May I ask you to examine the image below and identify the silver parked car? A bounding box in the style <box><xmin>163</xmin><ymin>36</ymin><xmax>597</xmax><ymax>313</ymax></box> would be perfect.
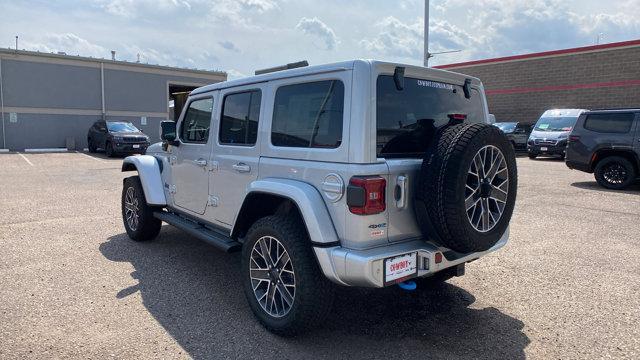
<box><xmin>120</xmin><ymin>60</ymin><xmax>518</xmax><ymax>335</ymax></box>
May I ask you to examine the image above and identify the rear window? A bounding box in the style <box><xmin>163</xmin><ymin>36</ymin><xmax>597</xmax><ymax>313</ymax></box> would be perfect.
<box><xmin>271</xmin><ymin>80</ymin><xmax>344</xmax><ymax>148</ymax></box>
<box><xmin>376</xmin><ymin>75</ymin><xmax>484</xmax><ymax>158</ymax></box>
<box><xmin>584</xmin><ymin>113</ymin><xmax>634</xmax><ymax>133</ymax></box>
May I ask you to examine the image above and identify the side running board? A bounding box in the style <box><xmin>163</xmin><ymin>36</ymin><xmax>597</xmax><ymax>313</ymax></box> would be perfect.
<box><xmin>153</xmin><ymin>211</ymin><xmax>241</xmax><ymax>253</ymax></box>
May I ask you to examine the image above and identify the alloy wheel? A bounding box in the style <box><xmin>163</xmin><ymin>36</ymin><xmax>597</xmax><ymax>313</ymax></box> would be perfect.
<box><xmin>603</xmin><ymin>163</ymin><xmax>628</xmax><ymax>185</ymax></box>
<box><xmin>124</xmin><ymin>187</ymin><xmax>139</xmax><ymax>231</ymax></box>
<box><xmin>249</xmin><ymin>236</ymin><xmax>296</xmax><ymax>318</ymax></box>
<box><xmin>465</xmin><ymin>145</ymin><xmax>509</xmax><ymax>232</ymax></box>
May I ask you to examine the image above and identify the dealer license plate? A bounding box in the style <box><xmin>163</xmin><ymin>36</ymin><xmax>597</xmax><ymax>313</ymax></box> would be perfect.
<box><xmin>384</xmin><ymin>252</ymin><xmax>417</xmax><ymax>284</ymax></box>
<box><xmin>132</xmin><ymin>144</ymin><xmax>140</xmax><ymax>149</ymax></box>
<box><xmin>540</xmin><ymin>147</ymin><xmax>548</xmax><ymax>151</ymax></box>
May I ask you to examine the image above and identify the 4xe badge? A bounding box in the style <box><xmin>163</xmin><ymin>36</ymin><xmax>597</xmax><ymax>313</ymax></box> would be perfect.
<box><xmin>369</xmin><ymin>223</ymin><xmax>387</xmax><ymax>237</ymax></box>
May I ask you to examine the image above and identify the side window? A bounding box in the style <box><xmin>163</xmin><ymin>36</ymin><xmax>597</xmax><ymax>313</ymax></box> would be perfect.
<box><xmin>584</xmin><ymin>113</ymin><xmax>634</xmax><ymax>133</ymax></box>
<box><xmin>272</xmin><ymin>80</ymin><xmax>344</xmax><ymax>148</ymax></box>
<box><xmin>219</xmin><ymin>90</ymin><xmax>262</xmax><ymax>146</ymax></box>
<box><xmin>180</xmin><ymin>98</ymin><xmax>213</xmax><ymax>143</ymax></box>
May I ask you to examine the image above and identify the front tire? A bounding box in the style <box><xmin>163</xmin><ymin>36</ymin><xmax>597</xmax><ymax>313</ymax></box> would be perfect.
<box><xmin>528</xmin><ymin>153</ymin><xmax>537</xmax><ymax>159</ymax></box>
<box><xmin>241</xmin><ymin>215</ymin><xmax>334</xmax><ymax>336</ymax></box>
<box><xmin>121</xmin><ymin>176</ymin><xmax>161</xmax><ymax>241</ymax></box>
<box><xmin>594</xmin><ymin>156</ymin><xmax>636</xmax><ymax>190</ymax></box>
<box><xmin>105</xmin><ymin>141</ymin><xmax>115</xmax><ymax>157</ymax></box>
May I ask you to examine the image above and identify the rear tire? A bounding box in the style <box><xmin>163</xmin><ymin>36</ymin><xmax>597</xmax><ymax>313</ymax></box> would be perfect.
<box><xmin>87</xmin><ymin>138</ymin><xmax>97</xmax><ymax>153</ymax></box>
<box><xmin>121</xmin><ymin>176</ymin><xmax>161</xmax><ymax>241</ymax></box>
<box><xmin>241</xmin><ymin>215</ymin><xmax>334</xmax><ymax>336</ymax></box>
<box><xmin>594</xmin><ymin>156</ymin><xmax>636</xmax><ymax>190</ymax></box>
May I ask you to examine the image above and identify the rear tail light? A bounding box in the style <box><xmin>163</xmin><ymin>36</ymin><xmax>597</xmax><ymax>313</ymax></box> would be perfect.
<box><xmin>448</xmin><ymin>113</ymin><xmax>467</xmax><ymax>123</ymax></box>
<box><xmin>347</xmin><ymin>176</ymin><xmax>386</xmax><ymax>215</ymax></box>
<box><xmin>568</xmin><ymin>135</ymin><xmax>581</xmax><ymax>142</ymax></box>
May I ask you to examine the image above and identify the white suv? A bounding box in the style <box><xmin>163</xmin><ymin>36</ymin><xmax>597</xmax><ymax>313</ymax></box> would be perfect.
<box><xmin>120</xmin><ymin>60</ymin><xmax>518</xmax><ymax>335</ymax></box>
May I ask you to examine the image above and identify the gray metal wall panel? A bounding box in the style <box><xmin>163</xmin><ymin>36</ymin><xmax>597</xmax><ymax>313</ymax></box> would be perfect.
<box><xmin>104</xmin><ymin>69</ymin><xmax>210</xmax><ymax>112</ymax></box>
<box><xmin>2</xmin><ymin>113</ymin><xmax>99</xmax><ymax>150</ymax></box>
<box><xmin>1</xmin><ymin>113</ymin><xmax>165</xmax><ymax>150</ymax></box>
<box><xmin>2</xmin><ymin>60</ymin><xmax>102</xmax><ymax>109</ymax></box>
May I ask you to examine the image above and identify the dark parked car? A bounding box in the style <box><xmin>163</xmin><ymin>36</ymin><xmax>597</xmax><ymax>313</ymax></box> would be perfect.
<box><xmin>566</xmin><ymin>109</ymin><xmax>640</xmax><ymax>190</ymax></box>
<box><xmin>87</xmin><ymin>121</ymin><xmax>150</xmax><ymax>157</ymax></box>
<box><xmin>494</xmin><ymin>122</ymin><xmax>532</xmax><ymax>150</ymax></box>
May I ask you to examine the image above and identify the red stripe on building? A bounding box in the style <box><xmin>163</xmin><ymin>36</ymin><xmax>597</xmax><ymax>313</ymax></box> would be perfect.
<box><xmin>486</xmin><ymin>79</ymin><xmax>640</xmax><ymax>95</ymax></box>
<box><xmin>435</xmin><ymin>39</ymin><xmax>640</xmax><ymax>69</ymax></box>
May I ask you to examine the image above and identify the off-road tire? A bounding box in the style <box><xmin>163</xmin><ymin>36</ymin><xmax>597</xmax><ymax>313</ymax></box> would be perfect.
<box><xmin>594</xmin><ymin>156</ymin><xmax>636</xmax><ymax>190</ymax></box>
<box><xmin>241</xmin><ymin>215</ymin><xmax>334</xmax><ymax>336</ymax></box>
<box><xmin>121</xmin><ymin>176</ymin><xmax>161</xmax><ymax>241</ymax></box>
<box><xmin>87</xmin><ymin>138</ymin><xmax>97</xmax><ymax>153</ymax></box>
<box><xmin>415</xmin><ymin>123</ymin><xmax>518</xmax><ymax>253</ymax></box>
<box><xmin>105</xmin><ymin>141</ymin><xmax>115</xmax><ymax>157</ymax></box>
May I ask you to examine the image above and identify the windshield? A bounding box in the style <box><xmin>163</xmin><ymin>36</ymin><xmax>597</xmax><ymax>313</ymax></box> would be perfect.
<box><xmin>376</xmin><ymin>75</ymin><xmax>484</xmax><ymax>158</ymax></box>
<box><xmin>494</xmin><ymin>122</ymin><xmax>517</xmax><ymax>133</ymax></box>
<box><xmin>107</xmin><ymin>122</ymin><xmax>139</xmax><ymax>133</ymax></box>
<box><xmin>534</xmin><ymin>117</ymin><xmax>577</xmax><ymax>132</ymax></box>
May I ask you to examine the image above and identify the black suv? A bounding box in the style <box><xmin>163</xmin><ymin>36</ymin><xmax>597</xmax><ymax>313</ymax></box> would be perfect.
<box><xmin>566</xmin><ymin>109</ymin><xmax>640</xmax><ymax>190</ymax></box>
<box><xmin>87</xmin><ymin>121</ymin><xmax>150</xmax><ymax>157</ymax></box>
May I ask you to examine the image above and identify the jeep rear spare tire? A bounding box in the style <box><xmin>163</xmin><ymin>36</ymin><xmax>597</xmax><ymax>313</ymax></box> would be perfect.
<box><xmin>415</xmin><ymin>123</ymin><xmax>517</xmax><ymax>253</ymax></box>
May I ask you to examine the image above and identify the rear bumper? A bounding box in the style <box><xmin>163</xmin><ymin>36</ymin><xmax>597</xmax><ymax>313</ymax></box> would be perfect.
<box><xmin>565</xmin><ymin>160</ymin><xmax>592</xmax><ymax>173</ymax></box>
<box><xmin>313</xmin><ymin>228</ymin><xmax>509</xmax><ymax>288</ymax></box>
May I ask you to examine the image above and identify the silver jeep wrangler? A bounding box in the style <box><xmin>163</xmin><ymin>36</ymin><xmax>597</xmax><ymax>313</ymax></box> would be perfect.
<box><xmin>121</xmin><ymin>60</ymin><xmax>517</xmax><ymax>335</ymax></box>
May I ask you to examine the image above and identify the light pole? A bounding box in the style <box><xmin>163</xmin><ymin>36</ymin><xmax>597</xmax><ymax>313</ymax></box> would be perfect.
<box><xmin>424</xmin><ymin>0</ymin><xmax>430</xmax><ymax>67</ymax></box>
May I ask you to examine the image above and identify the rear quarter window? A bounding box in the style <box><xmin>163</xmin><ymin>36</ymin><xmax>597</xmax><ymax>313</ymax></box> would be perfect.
<box><xmin>583</xmin><ymin>113</ymin><xmax>634</xmax><ymax>133</ymax></box>
<box><xmin>271</xmin><ymin>80</ymin><xmax>344</xmax><ymax>149</ymax></box>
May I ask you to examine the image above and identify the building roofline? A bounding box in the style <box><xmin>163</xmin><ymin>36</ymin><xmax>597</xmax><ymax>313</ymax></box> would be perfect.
<box><xmin>434</xmin><ymin>38</ymin><xmax>640</xmax><ymax>70</ymax></box>
<box><xmin>0</xmin><ymin>48</ymin><xmax>226</xmax><ymax>77</ymax></box>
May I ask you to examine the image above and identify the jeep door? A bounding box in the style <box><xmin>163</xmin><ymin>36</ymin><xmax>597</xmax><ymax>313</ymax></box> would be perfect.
<box><xmin>171</xmin><ymin>93</ymin><xmax>216</xmax><ymax>215</ymax></box>
<box><xmin>209</xmin><ymin>85</ymin><xmax>263</xmax><ymax>228</ymax></box>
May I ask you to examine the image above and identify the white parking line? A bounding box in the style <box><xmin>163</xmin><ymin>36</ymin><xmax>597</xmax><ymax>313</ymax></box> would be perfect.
<box><xmin>76</xmin><ymin>151</ymin><xmax>105</xmax><ymax>162</ymax></box>
<box><xmin>17</xmin><ymin>152</ymin><xmax>34</xmax><ymax>166</ymax></box>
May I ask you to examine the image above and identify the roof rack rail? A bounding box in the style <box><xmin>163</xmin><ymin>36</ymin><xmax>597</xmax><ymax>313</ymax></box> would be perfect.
<box><xmin>255</xmin><ymin>60</ymin><xmax>309</xmax><ymax>75</ymax></box>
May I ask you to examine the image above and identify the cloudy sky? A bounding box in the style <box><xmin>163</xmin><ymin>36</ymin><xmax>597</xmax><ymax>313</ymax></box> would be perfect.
<box><xmin>1</xmin><ymin>0</ymin><xmax>639</xmax><ymax>78</ymax></box>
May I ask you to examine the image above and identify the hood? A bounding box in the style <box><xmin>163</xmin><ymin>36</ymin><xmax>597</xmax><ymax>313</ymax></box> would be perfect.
<box><xmin>111</xmin><ymin>131</ymin><xmax>148</xmax><ymax>137</ymax></box>
<box><xmin>529</xmin><ymin>130</ymin><xmax>569</xmax><ymax>140</ymax></box>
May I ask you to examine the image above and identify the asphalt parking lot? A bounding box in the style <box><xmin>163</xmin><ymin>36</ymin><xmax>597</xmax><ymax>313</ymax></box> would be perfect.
<box><xmin>1</xmin><ymin>152</ymin><xmax>639</xmax><ymax>359</ymax></box>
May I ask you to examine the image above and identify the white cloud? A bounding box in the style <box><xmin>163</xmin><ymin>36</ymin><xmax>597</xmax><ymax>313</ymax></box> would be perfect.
<box><xmin>360</xmin><ymin>16</ymin><xmax>423</xmax><ymax>59</ymax></box>
<box><xmin>100</xmin><ymin>0</ymin><xmax>192</xmax><ymax>18</ymax></box>
<box><xmin>23</xmin><ymin>33</ymin><xmax>107</xmax><ymax>58</ymax></box>
<box><xmin>227</xmin><ymin>69</ymin><xmax>248</xmax><ymax>80</ymax></box>
<box><xmin>296</xmin><ymin>17</ymin><xmax>339</xmax><ymax>50</ymax></box>
<box><xmin>237</xmin><ymin>0</ymin><xmax>278</xmax><ymax>12</ymax></box>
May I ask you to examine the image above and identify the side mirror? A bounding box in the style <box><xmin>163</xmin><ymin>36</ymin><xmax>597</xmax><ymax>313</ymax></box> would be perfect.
<box><xmin>160</xmin><ymin>121</ymin><xmax>179</xmax><ymax>146</ymax></box>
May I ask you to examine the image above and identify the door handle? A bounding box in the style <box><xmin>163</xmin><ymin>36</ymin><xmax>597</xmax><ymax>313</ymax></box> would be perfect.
<box><xmin>395</xmin><ymin>175</ymin><xmax>407</xmax><ymax>209</ymax></box>
<box><xmin>194</xmin><ymin>158</ymin><xmax>207</xmax><ymax>167</ymax></box>
<box><xmin>232</xmin><ymin>163</ymin><xmax>251</xmax><ymax>173</ymax></box>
